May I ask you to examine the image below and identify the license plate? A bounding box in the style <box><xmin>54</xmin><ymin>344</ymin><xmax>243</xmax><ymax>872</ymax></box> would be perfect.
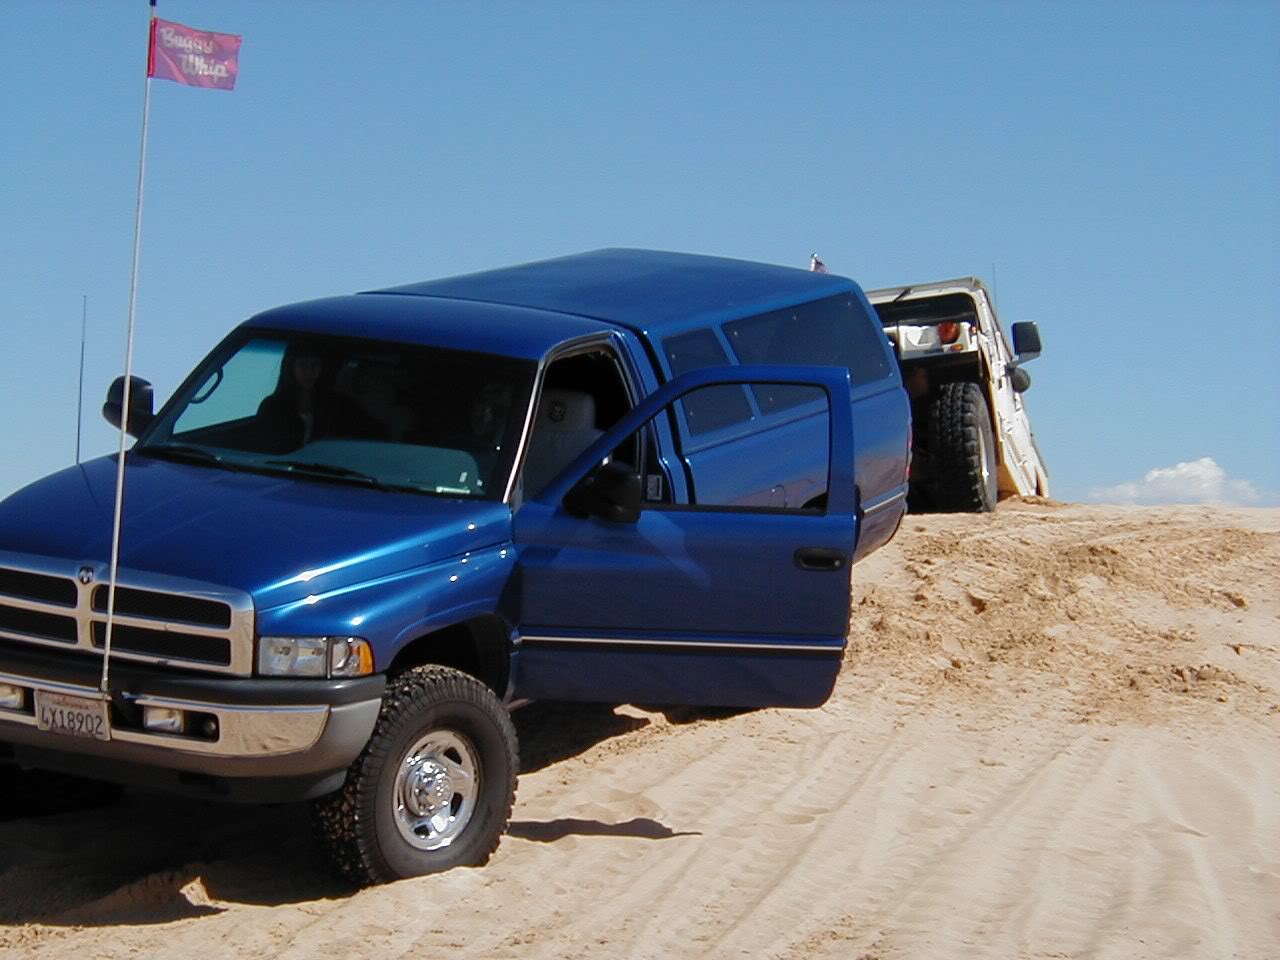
<box><xmin>34</xmin><ymin>691</ymin><xmax>111</xmax><ymax>741</ymax></box>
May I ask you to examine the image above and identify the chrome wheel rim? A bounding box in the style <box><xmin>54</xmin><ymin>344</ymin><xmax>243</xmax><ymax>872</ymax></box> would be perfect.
<box><xmin>393</xmin><ymin>729</ymin><xmax>480</xmax><ymax>851</ymax></box>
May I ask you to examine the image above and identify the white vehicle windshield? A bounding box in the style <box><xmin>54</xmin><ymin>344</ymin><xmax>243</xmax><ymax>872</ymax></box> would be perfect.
<box><xmin>139</xmin><ymin>331</ymin><xmax>536</xmax><ymax>500</ymax></box>
<box><xmin>872</xmin><ymin>293</ymin><xmax>979</xmax><ymax>329</ymax></box>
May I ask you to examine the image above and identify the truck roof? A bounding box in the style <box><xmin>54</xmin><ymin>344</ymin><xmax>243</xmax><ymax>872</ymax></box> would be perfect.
<box><xmin>245</xmin><ymin>249</ymin><xmax>855</xmax><ymax>360</ymax></box>
<box><xmin>864</xmin><ymin>277</ymin><xmax>992</xmax><ymax>303</ymax></box>
<box><xmin>243</xmin><ymin>292</ymin><xmax>616</xmax><ymax>360</ymax></box>
<box><xmin>373</xmin><ymin>248</ymin><xmax>855</xmax><ymax>337</ymax></box>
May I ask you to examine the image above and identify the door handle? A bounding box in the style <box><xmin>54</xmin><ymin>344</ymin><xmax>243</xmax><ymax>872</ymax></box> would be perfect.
<box><xmin>793</xmin><ymin>547</ymin><xmax>846</xmax><ymax>572</ymax></box>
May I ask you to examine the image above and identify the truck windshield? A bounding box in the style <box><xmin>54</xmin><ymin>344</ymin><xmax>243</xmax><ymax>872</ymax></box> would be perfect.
<box><xmin>138</xmin><ymin>331</ymin><xmax>536</xmax><ymax>500</ymax></box>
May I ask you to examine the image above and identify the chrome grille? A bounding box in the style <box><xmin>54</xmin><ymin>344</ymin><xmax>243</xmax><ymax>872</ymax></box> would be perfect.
<box><xmin>0</xmin><ymin>568</ymin><xmax>77</xmax><ymax>607</ymax></box>
<box><xmin>0</xmin><ymin>606</ymin><xmax>77</xmax><ymax>643</ymax></box>
<box><xmin>90</xmin><ymin>621</ymin><xmax>232</xmax><ymax>666</ymax></box>
<box><xmin>0</xmin><ymin>551</ymin><xmax>254</xmax><ymax>676</ymax></box>
<box><xmin>91</xmin><ymin>585</ymin><xmax>232</xmax><ymax>629</ymax></box>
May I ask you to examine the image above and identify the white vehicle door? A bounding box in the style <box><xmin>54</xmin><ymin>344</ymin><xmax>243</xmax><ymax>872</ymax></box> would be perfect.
<box><xmin>977</xmin><ymin>291</ymin><xmax>1036</xmax><ymax>495</ymax></box>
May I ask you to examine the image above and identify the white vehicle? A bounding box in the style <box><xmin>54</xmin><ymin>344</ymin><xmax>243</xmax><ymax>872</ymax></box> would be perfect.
<box><xmin>866</xmin><ymin>277</ymin><xmax>1048</xmax><ymax>512</ymax></box>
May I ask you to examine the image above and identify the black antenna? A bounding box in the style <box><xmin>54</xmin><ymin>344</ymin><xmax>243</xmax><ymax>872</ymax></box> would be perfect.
<box><xmin>75</xmin><ymin>295</ymin><xmax>87</xmax><ymax>464</ymax></box>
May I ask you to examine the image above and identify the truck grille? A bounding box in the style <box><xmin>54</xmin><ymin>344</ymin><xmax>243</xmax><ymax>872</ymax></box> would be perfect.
<box><xmin>0</xmin><ymin>554</ymin><xmax>254</xmax><ymax>676</ymax></box>
<box><xmin>91</xmin><ymin>585</ymin><xmax>232</xmax><ymax>629</ymax></box>
<box><xmin>90</xmin><ymin>622</ymin><xmax>232</xmax><ymax>667</ymax></box>
<box><xmin>0</xmin><ymin>606</ymin><xmax>78</xmax><ymax>643</ymax></box>
<box><xmin>0</xmin><ymin>568</ymin><xmax>78</xmax><ymax>607</ymax></box>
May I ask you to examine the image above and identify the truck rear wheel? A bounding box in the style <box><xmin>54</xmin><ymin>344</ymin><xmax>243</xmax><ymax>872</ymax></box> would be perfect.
<box><xmin>311</xmin><ymin>665</ymin><xmax>518</xmax><ymax>886</ymax></box>
<box><xmin>928</xmin><ymin>381</ymin><xmax>997</xmax><ymax>512</ymax></box>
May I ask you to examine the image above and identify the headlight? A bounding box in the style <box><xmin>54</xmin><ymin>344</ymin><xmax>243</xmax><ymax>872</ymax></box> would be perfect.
<box><xmin>258</xmin><ymin>636</ymin><xmax>374</xmax><ymax>678</ymax></box>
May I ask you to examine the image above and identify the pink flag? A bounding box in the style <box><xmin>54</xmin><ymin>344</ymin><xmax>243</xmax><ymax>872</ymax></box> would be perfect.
<box><xmin>148</xmin><ymin>17</ymin><xmax>241</xmax><ymax>91</ymax></box>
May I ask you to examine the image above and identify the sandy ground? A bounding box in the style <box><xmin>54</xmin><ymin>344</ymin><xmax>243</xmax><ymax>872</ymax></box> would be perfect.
<box><xmin>1</xmin><ymin>501</ymin><xmax>1277</xmax><ymax>959</ymax></box>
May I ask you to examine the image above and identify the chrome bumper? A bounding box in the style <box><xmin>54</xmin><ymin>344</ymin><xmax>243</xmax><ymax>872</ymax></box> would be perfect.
<box><xmin>0</xmin><ymin>668</ymin><xmax>350</xmax><ymax>758</ymax></box>
<box><xmin>0</xmin><ymin>644</ymin><xmax>385</xmax><ymax>802</ymax></box>
<box><xmin>0</xmin><ymin>670</ymin><xmax>381</xmax><ymax>768</ymax></box>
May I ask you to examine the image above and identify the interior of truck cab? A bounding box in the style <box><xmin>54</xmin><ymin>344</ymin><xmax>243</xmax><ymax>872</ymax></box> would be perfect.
<box><xmin>520</xmin><ymin>348</ymin><xmax>639</xmax><ymax>499</ymax></box>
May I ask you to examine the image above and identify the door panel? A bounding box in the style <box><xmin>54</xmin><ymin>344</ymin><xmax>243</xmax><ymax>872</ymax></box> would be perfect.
<box><xmin>978</xmin><ymin>305</ymin><xmax>1035</xmax><ymax>494</ymax></box>
<box><xmin>510</xmin><ymin>365</ymin><xmax>858</xmax><ymax>708</ymax></box>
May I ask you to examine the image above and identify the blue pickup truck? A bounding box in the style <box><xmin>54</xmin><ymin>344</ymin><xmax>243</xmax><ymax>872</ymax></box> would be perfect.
<box><xmin>0</xmin><ymin>249</ymin><xmax>909</xmax><ymax>884</ymax></box>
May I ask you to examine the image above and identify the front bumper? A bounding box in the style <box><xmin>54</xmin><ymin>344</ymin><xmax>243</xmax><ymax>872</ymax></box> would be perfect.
<box><xmin>0</xmin><ymin>641</ymin><xmax>384</xmax><ymax>802</ymax></box>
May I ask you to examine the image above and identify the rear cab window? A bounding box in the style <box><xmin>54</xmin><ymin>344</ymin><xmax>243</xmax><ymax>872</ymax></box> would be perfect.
<box><xmin>654</xmin><ymin>291</ymin><xmax>894</xmax><ymax>512</ymax></box>
<box><xmin>724</xmin><ymin>293</ymin><xmax>893</xmax><ymax>406</ymax></box>
<box><xmin>658</xmin><ymin>293</ymin><xmax>895</xmax><ymax>440</ymax></box>
<box><xmin>661</xmin><ymin>329</ymin><xmax>753</xmax><ymax>436</ymax></box>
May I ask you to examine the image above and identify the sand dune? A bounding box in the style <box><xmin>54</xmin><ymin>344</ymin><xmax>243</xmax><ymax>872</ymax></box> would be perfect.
<box><xmin>1</xmin><ymin>501</ymin><xmax>1277</xmax><ymax>959</ymax></box>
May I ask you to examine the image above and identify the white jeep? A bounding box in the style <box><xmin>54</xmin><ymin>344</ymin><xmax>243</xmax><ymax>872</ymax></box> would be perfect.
<box><xmin>866</xmin><ymin>277</ymin><xmax>1048</xmax><ymax>512</ymax></box>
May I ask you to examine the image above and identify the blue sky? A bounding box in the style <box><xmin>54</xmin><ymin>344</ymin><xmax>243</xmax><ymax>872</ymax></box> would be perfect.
<box><xmin>2</xmin><ymin>1</ymin><xmax>1277</xmax><ymax>505</ymax></box>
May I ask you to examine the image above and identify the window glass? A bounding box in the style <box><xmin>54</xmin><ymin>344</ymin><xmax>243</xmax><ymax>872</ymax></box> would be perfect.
<box><xmin>521</xmin><ymin>349</ymin><xmax>635</xmax><ymax>499</ymax></box>
<box><xmin>871</xmin><ymin>292</ymin><xmax>977</xmax><ymax>328</ymax></box>
<box><xmin>172</xmin><ymin>339</ymin><xmax>286</xmax><ymax>433</ymax></box>
<box><xmin>723</xmin><ymin>294</ymin><xmax>891</xmax><ymax>412</ymax></box>
<box><xmin>653</xmin><ymin>382</ymin><xmax>830</xmax><ymax>511</ymax></box>
<box><xmin>662</xmin><ymin>329</ymin><xmax>752</xmax><ymax>435</ymax></box>
<box><xmin>141</xmin><ymin>331</ymin><xmax>535</xmax><ymax>500</ymax></box>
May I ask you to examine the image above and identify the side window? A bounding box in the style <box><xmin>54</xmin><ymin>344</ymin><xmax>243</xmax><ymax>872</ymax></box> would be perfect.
<box><xmin>652</xmin><ymin>381</ymin><xmax>831</xmax><ymax>512</ymax></box>
<box><xmin>171</xmin><ymin>339</ymin><xmax>286</xmax><ymax>435</ymax></box>
<box><xmin>522</xmin><ymin>348</ymin><xmax>635</xmax><ymax>498</ymax></box>
<box><xmin>723</xmin><ymin>294</ymin><xmax>891</xmax><ymax>413</ymax></box>
<box><xmin>662</xmin><ymin>329</ymin><xmax>752</xmax><ymax>435</ymax></box>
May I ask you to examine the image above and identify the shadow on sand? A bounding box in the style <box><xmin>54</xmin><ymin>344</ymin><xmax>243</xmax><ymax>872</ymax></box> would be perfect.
<box><xmin>0</xmin><ymin>701</ymin><xmax>705</xmax><ymax>926</ymax></box>
<box><xmin>509</xmin><ymin>817</ymin><xmax>700</xmax><ymax>842</ymax></box>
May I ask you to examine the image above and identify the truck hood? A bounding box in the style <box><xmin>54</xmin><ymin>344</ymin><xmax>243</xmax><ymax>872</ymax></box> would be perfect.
<box><xmin>0</xmin><ymin>455</ymin><xmax>514</xmax><ymax>610</ymax></box>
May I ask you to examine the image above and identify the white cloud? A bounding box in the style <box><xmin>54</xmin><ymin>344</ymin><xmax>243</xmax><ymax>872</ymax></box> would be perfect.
<box><xmin>1089</xmin><ymin>457</ymin><xmax>1263</xmax><ymax>506</ymax></box>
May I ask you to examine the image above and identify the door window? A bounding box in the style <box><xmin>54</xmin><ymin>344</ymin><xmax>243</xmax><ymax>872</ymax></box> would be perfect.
<box><xmin>521</xmin><ymin>347</ymin><xmax>637</xmax><ymax>498</ymax></box>
<box><xmin>663</xmin><ymin>383</ymin><xmax>829</xmax><ymax>510</ymax></box>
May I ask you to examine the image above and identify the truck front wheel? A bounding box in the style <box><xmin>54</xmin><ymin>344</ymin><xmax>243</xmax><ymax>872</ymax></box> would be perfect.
<box><xmin>928</xmin><ymin>381</ymin><xmax>997</xmax><ymax>512</ymax></box>
<box><xmin>312</xmin><ymin>665</ymin><xmax>518</xmax><ymax>885</ymax></box>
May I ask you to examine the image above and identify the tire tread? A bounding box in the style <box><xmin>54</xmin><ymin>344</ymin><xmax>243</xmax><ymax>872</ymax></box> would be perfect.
<box><xmin>927</xmin><ymin>381</ymin><xmax>997</xmax><ymax>512</ymax></box>
<box><xmin>312</xmin><ymin>665</ymin><xmax>517</xmax><ymax>886</ymax></box>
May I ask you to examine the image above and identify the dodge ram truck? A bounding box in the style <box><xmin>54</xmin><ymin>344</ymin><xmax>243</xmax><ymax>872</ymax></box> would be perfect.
<box><xmin>0</xmin><ymin>249</ymin><xmax>910</xmax><ymax>884</ymax></box>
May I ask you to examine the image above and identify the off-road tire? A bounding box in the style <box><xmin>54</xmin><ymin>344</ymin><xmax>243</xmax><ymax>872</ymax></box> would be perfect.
<box><xmin>311</xmin><ymin>665</ymin><xmax>518</xmax><ymax>886</ymax></box>
<box><xmin>927</xmin><ymin>381</ymin><xmax>997</xmax><ymax>512</ymax></box>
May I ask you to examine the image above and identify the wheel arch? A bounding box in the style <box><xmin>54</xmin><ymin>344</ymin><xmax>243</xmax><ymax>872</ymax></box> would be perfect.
<box><xmin>385</xmin><ymin>614</ymin><xmax>514</xmax><ymax>697</ymax></box>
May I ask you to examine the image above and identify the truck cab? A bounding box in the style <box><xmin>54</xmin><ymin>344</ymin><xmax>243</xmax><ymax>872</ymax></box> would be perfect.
<box><xmin>0</xmin><ymin>249</ymin><xmax>909</xmax><ymax>884</ymax></box>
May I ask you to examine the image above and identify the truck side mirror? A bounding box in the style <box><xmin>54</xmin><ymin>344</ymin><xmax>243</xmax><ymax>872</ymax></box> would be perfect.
<box><xmin>564</xmin><ymin>460</ymin><xmax>642</xmax><ymax>524</ymax></box>
<box><xmin>1009</xmin><ymin>366</ymin><xmax>1032</xmax><ymax>393</ymax></box>
<box><xmin>1011</xmin><ymin>322</ymin><xmax>1042</xmax><ymax>362</ymax></box>
<box><xmin>103</xmin><ymin>375</ymin><xmax>155</xmax><ymax>438</ymax></box>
